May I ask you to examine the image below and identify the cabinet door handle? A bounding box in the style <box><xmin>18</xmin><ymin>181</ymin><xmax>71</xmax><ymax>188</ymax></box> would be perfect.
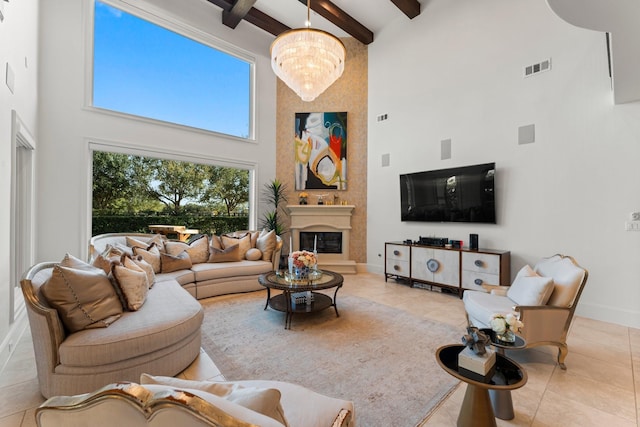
<box><xmin>393</xmin><ymin>265</ymin><xmax>400</xmax><ymax>271</ymax></box>
<box><xmin>474</xmin><ymin>278</ymin><xmax>483</xmax><ymax>285</ymax></box>
<box><xmin>393</xmin><ymin>250</ymin><xmax>400</xmax><ymax>256</ymax></box>
<box><xmin>427</xmin><ymin>259</ymin><xmax>440</xmax><ymax>272</ymax></box>
<box><xmin>474</xmin><ymin>260</ymin><xmax>484</xmax><ymax>267</ymax></box>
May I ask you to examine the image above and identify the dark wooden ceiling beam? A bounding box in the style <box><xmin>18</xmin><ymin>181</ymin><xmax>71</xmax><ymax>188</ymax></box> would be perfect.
<box><xmin>298</xmin><ymin>0</ymin><xmax>374</xmax><ymax>45</ymax></box>
<box><xmin>222</xmin><ymin>0</ymin><xmax>257</xmax><ymax>29</ymax></box>
<box><xmin>390</xmin><ymin>0</ymin><xmax>421</xmax><ymax>19</ymax></box>
<box><xmin>206</xmin><ymin>0</ymin><xmax>290</xmax><ymax>36</ymax></box>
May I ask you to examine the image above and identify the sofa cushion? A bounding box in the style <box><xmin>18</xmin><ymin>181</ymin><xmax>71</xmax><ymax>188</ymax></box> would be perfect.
<box><xmin>127</xmin><ymin>234</ymin><xmax>165</xmax><ymax>252</ymax></box>
<box><xmin>155</xmin><ymin>269</ymin><xmax>195</xmax><ymax>286</ymax></box>
<box><xmin>507</xmin><ymin>265</ymin><xmax>555</xmax><ymax>306</ymax></box>
<box><xmin>462</xmin><ymin>290</ymin><xmax>516</xmax><ymax>329</ymax></box>
<box><xmin>245</xmin><ymin>248</ymin><xmax>263</xmax><ymax>261</ymax></box>
<box><xmin>131</xmin><ymin>256</ymin><xmax>155</xmax><ymax>288</ymax></box>
<box><xmin>256</xmin><ymin>229</ymin><xmax>277</xmax><ymax>261</ymax></box>
<box><xmin>208</xmin><ymin>242</ymin><xmax>240</xmax><ymax>263</ymax></box>
<box><xmin>141</xmin><ymin>384</ymin><xmax>285</xmax><ymax>427</ymax></box>
<box><xmin>41</xmin><ymin>261</ymin><xmax>123</xmax><ymax>333</ymax></box>
<box><xmin>140</xmin><ymin>374</ymin><xmax>288</xmax><ymax>426</ymax></box>
<box><xmin>58</xmin><ymin>280</ymin><xmax>202</xmax><ymax>367</ymax></box>
<box><xmin>165</xmin><ymin>235</ymin><xmax>209</xmax><ymax>264</ymax></box>
<box><xmin>534</xmin><ymin>255</ymin><xmax>586</xmax><ymax>308</ymax></box>
<box><xmin>161</xmin><ymin>251</ymin><xmax>193</xmax><ymax>273</ymax></box>
<box><xmin>112</xmin><ymin>258</ymin><xmax>149</xmax><ymax>311</ymax></box>
<box><xmin>221</xmin><ymin>234</ymin><xmax>252</xmax><ymax>260</ymax></box>
<box><xmin>133</xmin><ymin>245</ymin><xmax>161</xmax><ymax>273</ymax></box>
<box><xmin>191</xmin><ymin>260</ymin><xmax>272</xmax><ymax>282</ymax></box>
<box><xmin>235</xmin><ymin>380</ymin><xmax>354</xmax><ymax>427</ymax></box>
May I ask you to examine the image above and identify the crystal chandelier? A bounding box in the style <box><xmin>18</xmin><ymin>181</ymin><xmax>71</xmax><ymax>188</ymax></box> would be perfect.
<box><xmin>270</xmin><ymin>0</ymin><xmax>346</xmax><ymax>102</ymax></box>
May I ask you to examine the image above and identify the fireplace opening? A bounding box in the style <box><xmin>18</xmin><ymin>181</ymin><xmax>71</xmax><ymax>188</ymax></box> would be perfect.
<box><xmin>300</xmin><ymin>232</ymin><xmax>342</xmax><ymax>254</ymax></box>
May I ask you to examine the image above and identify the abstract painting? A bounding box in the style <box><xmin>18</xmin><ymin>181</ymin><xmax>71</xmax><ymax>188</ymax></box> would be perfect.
<box><xmin>294</xmin><ymin>112</ymin><xmax>347</xmax><ymax>190</ymax></box>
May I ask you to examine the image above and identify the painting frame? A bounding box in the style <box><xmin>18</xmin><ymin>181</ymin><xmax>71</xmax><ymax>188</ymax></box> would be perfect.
<box><xmin>294</xmin><ymin>112</ymin><xmax>347</xmax><ymax>191</ymax></box>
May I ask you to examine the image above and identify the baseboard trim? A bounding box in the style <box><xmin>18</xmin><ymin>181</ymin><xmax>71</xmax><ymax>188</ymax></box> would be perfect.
<box><xmin>0</xmin><ymin>309</ymin><xmax>28</xmax><ymax>376</ymax></box>
<box><xmin>575</xmin><ymin>302</ymin><xmax>640</xmax><ymax>329</ymax></box>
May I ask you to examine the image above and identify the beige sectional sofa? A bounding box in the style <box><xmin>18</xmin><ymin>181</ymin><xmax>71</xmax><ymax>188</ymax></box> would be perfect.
<box><xmin>89</xmin><ymin>232</ymin><xmax>283</xmax><ymax>299</ymax></box>
<box><xmin>21</xmin><ymin>231</ymin><xmax>282</xmax><ymax>398</ymax></box>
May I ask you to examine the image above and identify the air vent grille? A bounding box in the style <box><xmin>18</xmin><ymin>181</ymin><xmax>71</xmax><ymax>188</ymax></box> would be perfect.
<box><xmin>524</xmin><ymin>59</ymin><xmax>551</xmax><ymax>77</ymax></box>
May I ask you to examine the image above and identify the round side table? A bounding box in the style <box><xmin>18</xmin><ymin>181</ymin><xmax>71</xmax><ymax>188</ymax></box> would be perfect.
<box><xmin>436</xmin><ymin>344</ymin><xmax>527</xmax><ymax>427</ymax></box>
<box><xmin>480</xmin><ymin>329</ymin><xmax>527</xmax><ymax>420</ymax></box>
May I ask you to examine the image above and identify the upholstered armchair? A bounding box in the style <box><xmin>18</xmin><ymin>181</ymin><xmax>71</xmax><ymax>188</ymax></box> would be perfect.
<box><xmin>463</xmin><ymin>254</ymin><xmax>588</xmax><ymax>369</ymax></box>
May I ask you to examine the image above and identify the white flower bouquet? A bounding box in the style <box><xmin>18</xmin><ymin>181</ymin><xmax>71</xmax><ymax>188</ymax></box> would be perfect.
<box><xmin>490</xmin><ymin>312</ymin><xmax>524</xmax><ymax>335</ymax></box>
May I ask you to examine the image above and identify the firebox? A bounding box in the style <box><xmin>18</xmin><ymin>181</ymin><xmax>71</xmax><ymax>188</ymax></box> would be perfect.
<box><xmin>300</xmin><ymin>232</ymin><xmax>342</xmax><ymax>254</ymax></box>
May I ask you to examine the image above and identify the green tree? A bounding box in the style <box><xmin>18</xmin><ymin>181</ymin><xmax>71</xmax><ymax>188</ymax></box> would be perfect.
<box><xmin>148</xmin><ymin>159</ymin><xmax>208</xmax><ymax>215</ymax></box>
<box><xmin>202</xmin><ymin>166</ymin><xmax>249</xmax><ymax>216</ymax></box>
<box><xmin>92</xmin><ymin>151</ymin><xmax>133</xmax><ymax>211</ymax></box>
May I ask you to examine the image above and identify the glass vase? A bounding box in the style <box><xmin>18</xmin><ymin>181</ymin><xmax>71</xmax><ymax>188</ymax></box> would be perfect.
<box><xmin>496</xmin><ymin>329</ymin><xmax>516</xmax><ymax>344</ymax></box>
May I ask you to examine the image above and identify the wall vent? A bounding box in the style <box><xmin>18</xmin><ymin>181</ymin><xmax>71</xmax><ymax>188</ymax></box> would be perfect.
<box><xmin>524</xmin><ymin>59</ymin><xmax>551</xmax><ymax>77</ymax></box>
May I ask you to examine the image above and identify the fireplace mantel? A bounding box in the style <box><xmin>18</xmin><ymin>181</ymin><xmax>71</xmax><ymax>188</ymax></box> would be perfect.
<box><xmin>287</xmin><ymin>204</ymin><xmax>356</xmax><ymax>273</ymax></box>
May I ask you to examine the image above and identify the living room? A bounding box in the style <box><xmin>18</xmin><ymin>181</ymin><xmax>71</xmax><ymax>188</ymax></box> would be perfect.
<box><xmin>1</xmin><ymin>0</ymin><xmax>639</xmax><ymax>426</ymax></box>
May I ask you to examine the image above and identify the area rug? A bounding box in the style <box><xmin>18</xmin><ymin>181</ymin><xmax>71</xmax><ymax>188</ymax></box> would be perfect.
<box><xmin>200</xmin><ymin>291</ymin><xmax>461</xmax><ymax>427</ymax></box>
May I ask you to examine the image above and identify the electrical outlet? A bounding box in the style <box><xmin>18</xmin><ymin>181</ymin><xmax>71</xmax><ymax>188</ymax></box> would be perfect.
<box><xmin>625</xmin><ymin>221</ymin><xmax>640</xmax><ymax>231</ymax></box>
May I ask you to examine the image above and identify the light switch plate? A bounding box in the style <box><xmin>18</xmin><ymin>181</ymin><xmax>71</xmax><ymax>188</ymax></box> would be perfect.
<box><xmin>5</xmin><ymin>62</ymin><xmax>14</xmax><ymax>94</ymax></box>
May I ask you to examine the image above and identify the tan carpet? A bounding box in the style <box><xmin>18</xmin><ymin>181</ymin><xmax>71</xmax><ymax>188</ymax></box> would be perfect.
<box><xmin>200</xmin><ymin>290</ymin><xmax>460</xmax><ymax>427</ymax></box>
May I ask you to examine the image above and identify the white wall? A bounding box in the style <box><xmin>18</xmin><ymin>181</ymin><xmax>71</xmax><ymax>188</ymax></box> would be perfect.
<box><xmin>0</xmin><ymin>0</ymin><xmax>39</xmax><ymax>358</ymax></box>
<box><xmin>37</xmin><ymin>0</ymin><xmax>277</xmax><ymax>262</ymax></box>
<box><xmin>367</xmin><ymin>0</ymin><xmax>640</xmax><ymax>328</ymax></box>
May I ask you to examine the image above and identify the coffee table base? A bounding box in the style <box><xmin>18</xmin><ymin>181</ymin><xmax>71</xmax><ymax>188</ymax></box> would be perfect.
<box><xmin>267</xmin><ymin>291</ymin><xmax>339</xmax><ymax>329</ymax></box>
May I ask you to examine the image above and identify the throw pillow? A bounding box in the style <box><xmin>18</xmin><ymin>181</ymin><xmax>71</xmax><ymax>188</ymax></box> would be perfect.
<box><xmin>140</xmin><ymin>374</ymin><xmax>289</xmax><ymax>426</ymax></box>
<box><xmin>127</xmin><ymin>234</ymin><xmax>165</xmax><ymax>252</ymax></box>
<box><xmin>112</xmin><ymin>259</ymin><xmax>149</xmax><ymax>311</ymax></box>
<box><xmin>133</xmin><ymin>245</ymin><xmax>161</xmax><ymax>273</ymax></box>
<box><xmin>131</xmin><ymin>256</ymin><xmax>156</xmax><ymax>288</ymax></box>
<box><xmin>208</xmin><ymin>243</ymin><xmax>240</xmax><ymax>263</ymax></box>
<box><xmin>256</xmin><ymin>229</ymin><xmax>277</xmax><ymax>261</ymax></box>
<box><xmin>41</xmin><ymin>264</ymin><xmax>122</xmax><ymax>333</ymax></box>
<box><xmin>165</xmin><ymin>235</ymin><xmax>209</xmax><ymax>264</ymax></box>
<box><xmin>161</xmin><ymin>250</ymin><xmax>193</xmax><ymax>273</ymax></box>
<box><xmin>507</xmin><ymin>265</ymin><xmax>555</xmax><ymax>306</ymax></box>
<box><xmin>92</xmin><ymin>245</ymin><xmax>123</xmax><ymax>275</ymax></box>
<box><xmin>245</xmin><ymin>248</ymin><xmax>263</xmax><ymax>261</ymax></box>
<box><xmin>61</xmin><ymin>253</ymin><xmax>102</xmax><ymax>271</ymax></box>
<box><xmin>210</xmin><ymin>234</ymin><xmax>223</xmax><ymax>252</ymax></box>
<box><xmin>221</xmin><ymin>234</ymin><xmax>251</xmax><ymax>260</ymax></box>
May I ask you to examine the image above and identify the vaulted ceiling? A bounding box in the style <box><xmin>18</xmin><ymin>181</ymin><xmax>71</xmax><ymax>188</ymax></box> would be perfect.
<box><xmin>205</xmin><ymin>0</ymin><xmax>422</xmax><ymax>45</ymax></box>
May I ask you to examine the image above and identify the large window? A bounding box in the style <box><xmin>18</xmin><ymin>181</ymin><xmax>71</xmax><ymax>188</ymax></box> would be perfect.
<box><xmin>91</xmin><ymin>150</ymin><xmax>251</xmax><ymax>236</ymax></box>
<box><xmin>93</xmin><ymin>1</ymin><xmax>253</xmax><ymax>138</ymax></box>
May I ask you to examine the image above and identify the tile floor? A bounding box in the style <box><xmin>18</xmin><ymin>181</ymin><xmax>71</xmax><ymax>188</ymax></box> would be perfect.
<box><xmin>1</xmin><ymin>272</ymin><xmax>638</xmax><ymax>426</ymax></box>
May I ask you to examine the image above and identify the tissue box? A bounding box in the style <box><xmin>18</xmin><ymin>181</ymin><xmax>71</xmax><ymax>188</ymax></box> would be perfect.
<box><xmin>458</xmin><ymin>346</ymin><xmax>496</xmax><ymax>376</ymax></box>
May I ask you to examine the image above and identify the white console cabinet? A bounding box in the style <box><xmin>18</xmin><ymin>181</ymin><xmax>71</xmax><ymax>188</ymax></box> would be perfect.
<box><xmin>384</xmin><ymin>242</ymin><xmax>510</xmax><ymax>297</ymax></box>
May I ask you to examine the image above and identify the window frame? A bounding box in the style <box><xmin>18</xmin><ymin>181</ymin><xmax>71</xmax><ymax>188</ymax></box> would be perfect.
<box><xmin>85</xmin><ymin>0</ymin><xmax>256</xmax><ymax>141</ymax></box>
<box><xmin>84</xmin><ymin>138</ymin><xmax>259</xmax><ymax>258</ymax></box>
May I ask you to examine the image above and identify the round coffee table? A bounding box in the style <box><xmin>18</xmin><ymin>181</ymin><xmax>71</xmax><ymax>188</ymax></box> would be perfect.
<box><xmin>436</xmin><ymin>344</ymin><xmax>527</xmax><ymax>427</ymax></box>
<box><xmin>480</xmin><ymin>328</ymin><xmax>527</xmax><ymax>420</ymax></box>
<box><xmin>258</xmin><ymin>270</ymin><xmax>343</xmax><ymax>329</ymax></box>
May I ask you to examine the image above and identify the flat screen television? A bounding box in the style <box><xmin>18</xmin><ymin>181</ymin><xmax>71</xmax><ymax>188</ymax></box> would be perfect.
<box><xmin>400</xmin><ymin>163</ymin><xmax>496</xmax><ymax>223</ymax></box>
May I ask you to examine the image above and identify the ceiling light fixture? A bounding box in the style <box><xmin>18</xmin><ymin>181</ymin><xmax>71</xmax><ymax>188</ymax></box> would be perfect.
<box><xmin>270</xmin><ymin>0</ymin><xmax>346</xmax><ymax>102</ymax></box>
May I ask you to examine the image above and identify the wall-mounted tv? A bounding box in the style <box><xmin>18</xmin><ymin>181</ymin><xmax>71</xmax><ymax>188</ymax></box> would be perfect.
<box><xmin>400</xmin><ymin>163</ymin><xmax>496</xmax><ymax>223</ymax></box>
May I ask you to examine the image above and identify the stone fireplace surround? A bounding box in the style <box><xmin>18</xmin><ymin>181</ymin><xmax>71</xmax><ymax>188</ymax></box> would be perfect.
<box><xmin>287</xmin><ymin>205</ymin><xmax>357</xmax><ymax>274</ymax></box>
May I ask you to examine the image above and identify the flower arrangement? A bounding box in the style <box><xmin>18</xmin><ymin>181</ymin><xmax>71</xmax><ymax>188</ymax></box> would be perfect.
<box><xmin>490</xmin><ymin>312</ymin><xmax>523</xmax><ymax>335</ymax></box>
<box><xmin>299</xmin><ymin>192</ymin><xmax>309</xmax><ymax>198</ymax></box>
<box><xmin>289</xmin><ymin>250</ymin><xmax>317</xmax><ymax>269</ymax></box>
<box><xmin>298</xmin><ymin>192</ymin><xmax>309</xmax><ymax>205</ymax></box>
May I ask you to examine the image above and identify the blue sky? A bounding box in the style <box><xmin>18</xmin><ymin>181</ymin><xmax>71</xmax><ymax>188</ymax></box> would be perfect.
<box><xmin>93</xmin><ymin>1</ymin><xmax>251</xmax><ymax>138</ymax></box>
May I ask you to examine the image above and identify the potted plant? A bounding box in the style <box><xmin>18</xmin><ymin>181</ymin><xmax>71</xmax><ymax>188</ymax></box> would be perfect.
<box><xmin>260</xmin><ymin>179</ymin><xmax>288</xmax><ymax>236</ymax></box>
